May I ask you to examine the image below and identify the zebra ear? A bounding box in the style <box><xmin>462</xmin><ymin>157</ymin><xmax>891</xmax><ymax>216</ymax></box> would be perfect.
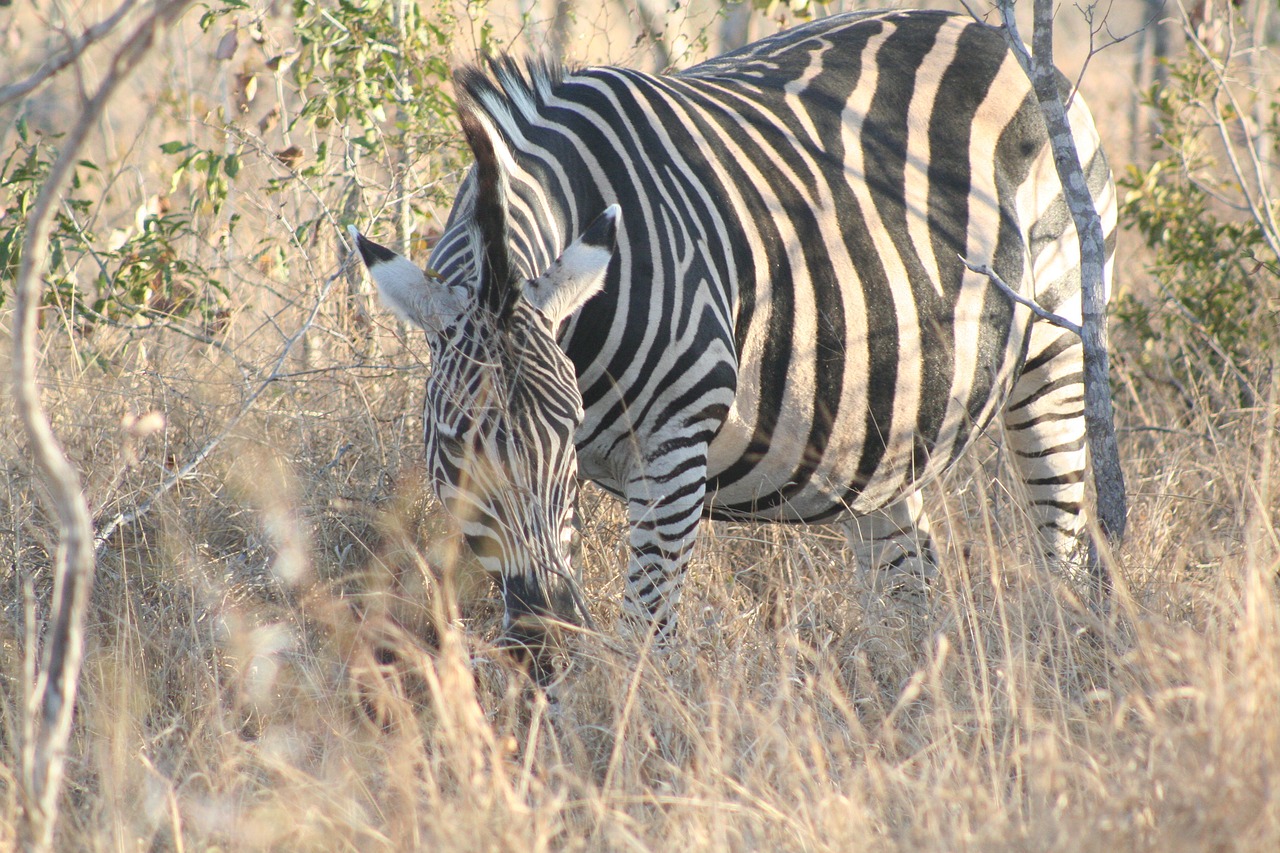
<box><xmin>348</xmin><ymin>226</ymin><xmax>463</xmax><ymax>334</ymax></box>
<box><xmin>525</xmin><ymin>205</ymin><xmax>619</xmax><ymax>327</ymax></box>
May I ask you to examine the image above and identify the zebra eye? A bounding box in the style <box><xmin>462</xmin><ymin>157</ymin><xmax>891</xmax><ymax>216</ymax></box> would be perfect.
<box><xmin>434</xmin><ymin>432</ymin><xmax>467</xmax><ymax>455</ymax></box>
<box><xmin>428</xmin><ymin>419</ymin><xmax>464</xmax><ymax>450</ymax></box>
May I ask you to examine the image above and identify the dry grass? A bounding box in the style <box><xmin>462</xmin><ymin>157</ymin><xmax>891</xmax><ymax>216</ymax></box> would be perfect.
<box><xmin>4</xmin><ymin>360</ymin><xmax>1278</xmax><ymax>851</ymax></box>
<box><xmin>3</xmin><ymin>1</ymin><xmax>1280</xmax><ymax>850</ymax></box>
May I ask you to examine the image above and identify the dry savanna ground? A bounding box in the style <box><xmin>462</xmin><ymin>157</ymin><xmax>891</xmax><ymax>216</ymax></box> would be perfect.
<box><xmin>2</xmin><ymin>1</ymin><xmax>1279</xmax><ymax>850</ymax></box>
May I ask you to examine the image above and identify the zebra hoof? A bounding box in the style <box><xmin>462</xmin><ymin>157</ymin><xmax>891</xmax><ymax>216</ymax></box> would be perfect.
<box><xmin>616</xmin><ymin>610</ymin><xmax>677</xmax><ymax>649</ymax></box>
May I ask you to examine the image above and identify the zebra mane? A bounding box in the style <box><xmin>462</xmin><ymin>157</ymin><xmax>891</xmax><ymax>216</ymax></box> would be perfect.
<box><xmin>454</xmin><ymin>56</ymin><xmax>565</xmax><ymax>137</ymax></box>
<box><xmin>453</xmin><ymin>57</ymin><xmax>567</xmax><ymax>325</ymax></box>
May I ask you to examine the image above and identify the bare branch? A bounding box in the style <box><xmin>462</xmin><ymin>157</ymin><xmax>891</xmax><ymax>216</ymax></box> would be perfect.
<box><xmin>0</xmin><ymin>0</ymin><xmax>139</xmax><ymax>109</ymax></box>
<box><xmin>10</xmin><ymin>3</ymin><xmax>195</xmax><ymax>850</ymax></box>
<box><xmin>1068</xmin><ymin>1</ymin><xmax>1153</xmax><ymax>110</ymax></box>
<box><xmin>93</xmin><ymin>252</ymin><xmax>351</xmax><ymax>557</ymax></box>
<box><xmin>958</xmin><ymin>0</ymin><xmax>993</xmax><ymax>24</ymax></box>
<box><xmin>960</xmin><ymin>256</ymin><xmax>1084</xmax><ymax>336</ymax></box>
<box><xmin>1178</xmin><ymin>2</ymin><xmax>1280</xmax><ymax>259</ymax></box>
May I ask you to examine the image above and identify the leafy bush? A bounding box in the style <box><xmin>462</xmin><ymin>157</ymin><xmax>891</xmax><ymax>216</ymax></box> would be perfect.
<box><xmin>1118</xmin><ymin>39</ymin><xmax>1279</xmax><ymax>408</ymax></box>
<box><xmin>1</xmin><ymin>0</ymin><xmax>469</xmax><ymax>337</ymax></box>
<box><xmin>0</xmin><ymin>118</ymin><xmax>226</xmax><ymax>331</ymax></box>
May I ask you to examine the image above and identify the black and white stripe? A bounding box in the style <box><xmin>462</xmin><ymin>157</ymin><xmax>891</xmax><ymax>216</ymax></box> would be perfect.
<box><xmin>354</xmin><ymin>9</ymin><xmax>1117</xmax><ymax>655</ymax></box>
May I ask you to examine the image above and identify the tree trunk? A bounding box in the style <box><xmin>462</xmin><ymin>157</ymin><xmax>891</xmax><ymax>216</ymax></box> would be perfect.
<box><xmin>995</xmin><ymin>0</ymin><xmax>1128</xmax><ymax>594</ymax></box>
<box><xmin>10</xmin><ymin>3</ymin><xmax>195</xmax><ymax>849</ymax></box>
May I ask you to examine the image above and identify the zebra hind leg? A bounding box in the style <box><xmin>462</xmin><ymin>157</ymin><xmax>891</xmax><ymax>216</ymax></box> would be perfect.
<box><xmin>1002</xmin><ymin>322</ymin><xmax>1094</xmax><ymax>589</ymax></box>
<box><xmin>846</xmin><ymin>490</ymin><xmax>938</xmax><ymax>678</ymax></box>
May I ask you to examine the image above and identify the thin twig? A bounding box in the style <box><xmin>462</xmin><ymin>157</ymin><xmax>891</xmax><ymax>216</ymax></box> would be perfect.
<box><xmin>1179</xmin><ymin>2</ymin><xmax>1280</xmax><ymax>260</ymax></box>
<box><xmin>960</xmin><ymin>256</ymin><xmax>1084</xmax><ymax>336</ymax></box>
<box><xmin>0</xmin><ymin>0</ymin><xmax>140</xmax><ymax>108</ymax></box>
<box><xmin>1069</xmin><ymin>1</ymin><xmax>1150</xmax><ymax>111</ymax></box>
<box><xmin>957</xmin><ymin>0</ymin><xmax>991</xmax><ymax>24</ymax></box>
<box><xmin>94</xmin><ymin>252</ymin><xmax>353</xmax><ymax>558</ymax></box>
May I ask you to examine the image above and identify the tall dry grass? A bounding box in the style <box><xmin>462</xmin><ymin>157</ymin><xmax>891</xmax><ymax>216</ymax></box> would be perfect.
<box><xmin>3</xmin><ymin>1</ymin><xmax>1279</xmax><ymax>850</ymax></box>
<box><xmin>3</xmin><ymin>347</ymin><xmax>1277</xmax><ymax>850</ymax></box>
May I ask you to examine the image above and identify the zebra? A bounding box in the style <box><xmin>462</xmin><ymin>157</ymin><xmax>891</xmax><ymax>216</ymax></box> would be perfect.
<box><xmin>350</xmin><ymin>8</ymin><xmax>1117</xmax><ymax>675</ymax></box>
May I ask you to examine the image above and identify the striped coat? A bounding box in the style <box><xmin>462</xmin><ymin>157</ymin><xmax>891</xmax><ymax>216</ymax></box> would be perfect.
<box><xmin>353</xmin><ymin>8</ymin><xmax>1116</xmax><ymax>670</ymax></box>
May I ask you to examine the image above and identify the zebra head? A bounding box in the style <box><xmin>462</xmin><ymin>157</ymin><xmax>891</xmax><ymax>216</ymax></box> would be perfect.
<box><xmin>349</xmin><ymin>100</ymin><xmax>618</xmax><ymax>678</ymax></box>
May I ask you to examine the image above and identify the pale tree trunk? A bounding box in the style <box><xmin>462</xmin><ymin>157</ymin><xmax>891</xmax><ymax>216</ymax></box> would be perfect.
<box><xmin>991</xmin><ymin>0</ymin><xmax>1128</xmax><ymax>592</ymax></box>
<box><xmin>9</xmin><ymin>2</ymin><xmax>195</xmax><ymax>849</ymax></box>
<box><xmin>1151</xmin><ymin>0</ymin><xmax>1172</xmax><ymax>91</ymax></box>
<box><xmin>1248</xmin><ymin>0</ymin><xmax>1272</xmax><ymax>192</ymax></box>
<box><xmin>1131</xmin><ymin>0</ymin><xmax>1172</xmax><ymax>162</ymax></box>
<box><xmin>625</xmin><ymin>0</ymin><xmax>693</xmax><ymax>72</ymax></box>
<box><xmin>548</xmin><ymin>0</ymin><xmax>574</xmax><ymax>64</ymax></box>
<box><xmin>518</xmin><ymin>0</ymin><xmax>573</xmax><ymax>62</ymax></box>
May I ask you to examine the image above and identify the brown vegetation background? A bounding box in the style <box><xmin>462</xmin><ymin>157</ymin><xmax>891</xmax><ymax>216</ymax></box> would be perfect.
<box><xmin>2</xmin><ymin>1</ymin><xmax>1278</xmax><ymax>849</ymax></box>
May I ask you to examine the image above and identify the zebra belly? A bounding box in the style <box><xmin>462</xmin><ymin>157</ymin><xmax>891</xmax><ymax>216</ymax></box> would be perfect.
<box><xmin>701</xmin><ymin>400</ymin><xmax>984</xmax><ymax>523</ymax></box>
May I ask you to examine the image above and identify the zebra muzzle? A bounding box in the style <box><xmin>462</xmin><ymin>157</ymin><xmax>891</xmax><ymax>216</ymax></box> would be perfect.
<box><xmin>500</xmin><ymin>573</ymin><xmax>579</xmax><ymax>683</ymax></box>
<box><xmin>501</xmin><ymin>611</ymin><xmax>574</xmax><ymax>685</ymax></box>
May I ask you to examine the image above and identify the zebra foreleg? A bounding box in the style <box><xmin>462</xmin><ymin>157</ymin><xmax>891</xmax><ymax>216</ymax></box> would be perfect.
<box><xmin>619</xmin><ymin>467</ymin><xmax>709</xmax><ymax>644</ymax></box>
<box><xmin>846</xmin><ymin>489</ymin><xmax>938</xmax><ymax>601</ymax></box>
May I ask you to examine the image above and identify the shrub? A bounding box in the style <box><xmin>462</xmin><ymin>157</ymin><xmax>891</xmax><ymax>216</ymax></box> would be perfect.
<box><xmin>1118</xmin><ymin>27</ymin><xmax>1279</xmax><ymax>409</ymax></box>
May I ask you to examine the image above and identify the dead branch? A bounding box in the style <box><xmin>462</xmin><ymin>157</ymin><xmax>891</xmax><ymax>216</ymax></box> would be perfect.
<box><xmin>0</xmin><ymin>0</ymin><xmax>139</xmax><ymax>109</ymax></box>
<box><xmin>9</xmin><ymin>2</ymin><xmax>195</xmax><ymax>850</ymax></box>
<box><xmin>960</xmin><ymin>256</ymin><xmax>1084</xmax><ymax>336</ymax></box>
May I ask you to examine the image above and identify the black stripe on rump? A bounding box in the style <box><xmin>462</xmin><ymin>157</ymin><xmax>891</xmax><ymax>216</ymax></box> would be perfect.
<box><xmin>917</xmin><ymin>22</ymin><xmax>1006</xmax><ymax>469</ymax></box>
<box><xmin>858</xmin><ymin>14</ymin><xmax>951</xmax><ymax>484</ymax></box>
